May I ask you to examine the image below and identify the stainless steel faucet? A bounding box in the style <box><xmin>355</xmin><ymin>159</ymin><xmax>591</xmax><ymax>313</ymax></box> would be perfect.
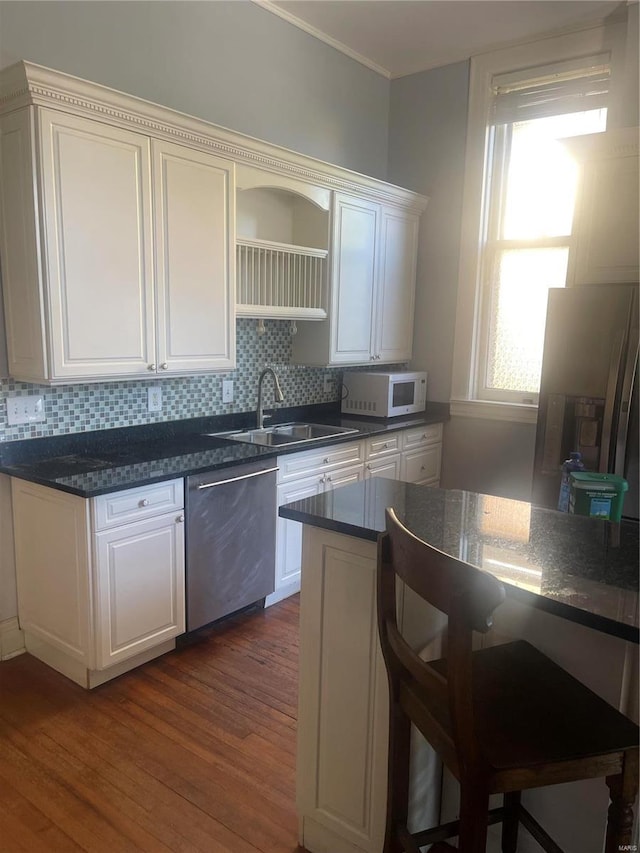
<box><xmin>257</xmin><ymin>368</ymin><xmax>285</xmax><ymax>428</ymax></box>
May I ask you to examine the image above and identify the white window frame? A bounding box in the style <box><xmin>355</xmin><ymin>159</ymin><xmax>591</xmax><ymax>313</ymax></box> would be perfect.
<box><xmin>450</xmin><ymin>23</ymin><xmax>626</xmax><ymax>424</ymax></box>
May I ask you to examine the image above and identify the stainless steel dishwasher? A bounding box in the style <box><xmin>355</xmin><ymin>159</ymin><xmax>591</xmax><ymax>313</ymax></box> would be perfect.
<box><xmin>185</xmin><ymin>459</ymin><xmax>278</xmax><ymax>631</ymax></box>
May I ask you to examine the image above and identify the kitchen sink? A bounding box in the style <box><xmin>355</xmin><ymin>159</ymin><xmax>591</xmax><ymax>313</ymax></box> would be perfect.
<box><xmin>205</xmin><ymin>422</ymin><xmax>359</xmax><ymax>447</ymax></box>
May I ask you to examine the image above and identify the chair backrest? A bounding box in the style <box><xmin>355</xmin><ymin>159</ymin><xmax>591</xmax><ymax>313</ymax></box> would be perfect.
<box><xmin>377</xmin><ymin>507</ymin><xmax>506</xmax><ymax>775</ymax></box>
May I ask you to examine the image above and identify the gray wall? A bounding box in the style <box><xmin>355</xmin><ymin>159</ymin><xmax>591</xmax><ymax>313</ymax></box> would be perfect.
<box><xmin>388</xmin><ymin>60</ymin><xmax>469</xmax><ymax>405</ymax></box>
<box><xmin>0</xmin><ymin>0</ymin><xmax>390</xmax><ymax>179</ymax></box>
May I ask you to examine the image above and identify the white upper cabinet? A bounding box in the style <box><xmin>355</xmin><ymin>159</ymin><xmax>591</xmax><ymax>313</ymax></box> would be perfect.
<box><xmin>153</xmin><ymin>139</ymin><xmax>235</xmax><ymax>373</ymax></box>
<box><xmin>376</xmin><ymin>207</ymin><xmax>420</xmax><ymax>363</ymax></box>
<box><xmin>331</xmin><ymin>193</ymin><xmax>380</xmax><ymax>364</ymax></box>
<box><xmin>0</xmin><ymin>61</ymin><xmax>427</xmax><ymax>383</ymax></box>
<box><xmin>566</xmin><ymin>127</ymin><xmax>639</xmax><ymax>286</ymax></box>
<box><xmin>0</xmin><ymin>107</ymin><xmax>235</xmax><ymax>383</ymax></box>
<box><xmin>38</xmin><ymin>109</ymin><xmax>157</xmax><ymax>380</ymax></box>
<box><xmin>291</xmin><ymin>193</ymin><xmax>421</xmax><ymax>366</ymax></box>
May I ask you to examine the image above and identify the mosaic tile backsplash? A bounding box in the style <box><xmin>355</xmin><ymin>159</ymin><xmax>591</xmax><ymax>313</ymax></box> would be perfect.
<box><xmin>1</xmin><ymin>319</ymin><xmax>388</xmax><ymax>444</ymax></box>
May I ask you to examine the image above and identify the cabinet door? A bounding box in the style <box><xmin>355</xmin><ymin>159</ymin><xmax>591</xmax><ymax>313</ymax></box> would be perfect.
<box><xmin>365</xmin><ymin>454</ymin><xmax>402</xmax><ymax>481</ymax></box>
<box><xmin>38</xmin><ymin>109</ymin><xmax>156</xmax><ymax>379</ymax></box>
<box><xmin>330</xmin><ymin>193</ymin><xmax>379</xmax><ymax>364</ymax></box>
<box><xmin>94</xmin><ymin>512</ymin><xmax>185</xmax><ymax>669</ymax></box>
<box><xmin>273</xmin><ymin>474</ymin><xmax>324</xmax><ymax>602</ymax></box>
<box><xmin>571</xmin><ymin>152</ymin><xmax>639</xmax><ymax>285</ymax></box>
<box><xmin>375</xmin><ymin>208</ymin><xmax>419</xmax><ymax>363</ymax></box>
<box><xmin>153</xmin><ymin>140</ymin><xmax>235</xmax><ymax>373</ymax></box>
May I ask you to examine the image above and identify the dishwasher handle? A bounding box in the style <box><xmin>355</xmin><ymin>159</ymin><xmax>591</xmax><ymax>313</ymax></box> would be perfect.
<box><xmin>196</xmin><ymin>465</ymin><xmax>279</xmax><ymax>490</ymax></box>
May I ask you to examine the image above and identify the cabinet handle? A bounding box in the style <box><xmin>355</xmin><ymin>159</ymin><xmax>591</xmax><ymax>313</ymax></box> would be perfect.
<box><xmin>160</xmin><ymin>362</ymin><xmax>168</xmax><ymax>370</ymax></box>
<box><xmin>139</xmin><ymin>499</ymin><xmax>149</xmax><ymax>507</ymax></box>
<box><xmin>148</xmin><ymin>363</ymin><xmax>156</xmax><ymax>371</ymax></box>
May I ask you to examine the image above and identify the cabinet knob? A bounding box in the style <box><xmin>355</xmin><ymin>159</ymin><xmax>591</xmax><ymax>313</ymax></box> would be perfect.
<box><xmin>139</xmin><ymin>499</ymin><xmax>149</xmax><ymax>507</ymax></box>
<box><xmin>326</xmin><ymin>475</ymin><xmax>331</xmax><ymax>482</ymax></box>
<box><xmin>422</xmin><ymin>433</ymin><xmax>427</xmax><ymax>439</ymax></box>
<box><xmin>176</xmin><ymin>514</ymin><xmax>184</xmax><ymax>523</ymax></box>
<box><xmin>421</xmin><ymin>466</ymin><xmax>426</xmax><ymax>471</ymax></box>
<box><xmin>367</xmin><ymin>463</ymin><xmax>372</xmax><ymax>470</ymax></box>
<box><xmin>383</xmin><ymin>442</ymin><xmax>388</xmax><ymax>449</ymax></box>
<box><xmin>323</xmin><ymin>458</ymin><xmax>329</xmax><ymax>464</ymax></box>
<box><xmin>148</xmin><ymin>363</ymin><xmax>156</xmax><ymax>371</ymax></box>
<box><xmin>160</xmin><ymin>362</ymin><xmax>168</xmax><ymax>370</ymax></box>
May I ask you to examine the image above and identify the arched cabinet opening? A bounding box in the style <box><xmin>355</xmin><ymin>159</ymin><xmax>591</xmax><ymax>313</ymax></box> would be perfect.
<box><xmin>236</xmin><ymin>166</ymin><xmax>330</xmax><ymax>320</ymax></box>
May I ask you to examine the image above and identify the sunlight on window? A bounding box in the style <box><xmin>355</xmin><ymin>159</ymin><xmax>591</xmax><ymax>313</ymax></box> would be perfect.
<box><xmin>503</xmin><ymin>110</ymin><xmax>607</xmax><ymax>240</ymax></box>
<box><xmin>487</xmin><ymin>248</ymin><xmax>569</xmax><ymax>393</ymax></box>
<box><xmin>484</xmin><ymin>108</ymin><xmax>607</xmax><ymax>398</ymax></box>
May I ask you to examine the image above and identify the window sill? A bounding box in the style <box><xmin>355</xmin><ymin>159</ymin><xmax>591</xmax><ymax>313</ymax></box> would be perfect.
<box><xmin>449</xmin><ymin>399</ymin><xmax>538</xmax><ymax>424</ymax></box>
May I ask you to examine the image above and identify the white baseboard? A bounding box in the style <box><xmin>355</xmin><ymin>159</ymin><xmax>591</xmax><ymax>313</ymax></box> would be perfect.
<box><xmin>0</xmin><ymin>617</ymin><xmax>25</xmax><ymax>660</ymax></box>
<box><xmin>265</xmin><ymin>578</ymin><xmax>301</xmax><ymax>607</ymax></box>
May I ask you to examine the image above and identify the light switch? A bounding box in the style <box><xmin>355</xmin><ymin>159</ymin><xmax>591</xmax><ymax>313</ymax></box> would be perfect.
<box><xmin>222</xmin><ymin>380</ymin><xmax>234</xmax><ymax>403</ymax></box>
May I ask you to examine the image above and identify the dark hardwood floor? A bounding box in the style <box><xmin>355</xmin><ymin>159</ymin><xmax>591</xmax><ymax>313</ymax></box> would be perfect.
<box><xmin>0</xmin><ymin>596</ymin><xmax>303</xmax><ymax>853</ymax></box>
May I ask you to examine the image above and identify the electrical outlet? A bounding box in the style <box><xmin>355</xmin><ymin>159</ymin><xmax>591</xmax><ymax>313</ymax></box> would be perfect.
<box><xmin>6</xmin><ymin>395</ymin><xmax>46</xmax><ymax>426</ymax></box>
<box><xmin>222</xmin><ymin>380</ymin><xmax>234</xmax><ymax>403</ymax></box>
<box><xmin>147</xmin><ymin>386</ymin><xmax>162</xmax><ymax>412</ymax></box>
<box><xmin>323</xmin><ymin>375</ymin><xmax>332</xmax><ymax>393</ymax></box>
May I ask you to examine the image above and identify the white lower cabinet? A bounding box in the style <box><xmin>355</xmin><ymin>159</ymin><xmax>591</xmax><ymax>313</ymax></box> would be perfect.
<box><xmin>268</xmin><ymin>442</ymin><xmax>365</xmax><ymax>606</ymax></box>
<box><xmin>11</xmin><ymin>477</ymin><xmax>185</xmax><ymax>688</ymax></box>
<box><xmin>400</xmin><ymin>423</ymin><xmax>443</xmax><ymax>486</ymax></box>
<box><xmin>269</xmin><ymin>424</ymin><xmax>444</xmax><ymax>605</ymax></box>
<box><xmin>94</xmin><ymin>512</ymin><xmax>185</xmax><ymax>669</ymax></box>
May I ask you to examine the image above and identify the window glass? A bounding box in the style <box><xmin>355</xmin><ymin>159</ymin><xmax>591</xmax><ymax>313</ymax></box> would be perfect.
<box><xmin>481</xmin><ymin>106</ymin><xmax>607</xmax><ymax>401</ymax></box>
<box><xmin>486</xmin><ymin>247</ymin><xmax>569</xmax><ymax>393</ymax></box>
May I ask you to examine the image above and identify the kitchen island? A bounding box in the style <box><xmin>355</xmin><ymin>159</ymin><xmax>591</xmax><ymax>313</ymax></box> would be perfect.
<box><xmin>280</xmin><ymin>478</ymin><xmax>639</xmax><ymax>853</ymax></box>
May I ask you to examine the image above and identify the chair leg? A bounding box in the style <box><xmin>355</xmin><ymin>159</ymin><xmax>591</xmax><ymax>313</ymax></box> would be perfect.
<box><xmin>501</xmin><ymin>791</ymin><xmax>520</xmax><ymax>853</ymax></box>
<box><xmin>604</xmin><ymin>749</ymin><xmax>639</xmax><ymax>853</ymax></box>
<box><xmin>458</xmin><ymin>779</ymin><xmax>490</xmax><ymax>853</ymax></box>
<box><xmin>384</xmin><ymin>701</ymin><xmax>412</xmax><ymax>853</ymax></box>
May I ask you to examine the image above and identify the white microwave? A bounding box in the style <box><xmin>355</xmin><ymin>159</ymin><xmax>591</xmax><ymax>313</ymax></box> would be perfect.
<box><xmin>341</xmin><ymin>370</ymin><xmax>427</xmax><ymax>418</ymax></box>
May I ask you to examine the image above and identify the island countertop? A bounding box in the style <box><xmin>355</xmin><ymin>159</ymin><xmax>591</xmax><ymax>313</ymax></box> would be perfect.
<box><xmin>279</xmin><ymin>477</ymin><xmax>639</xmax><ymax>644</ymax></box>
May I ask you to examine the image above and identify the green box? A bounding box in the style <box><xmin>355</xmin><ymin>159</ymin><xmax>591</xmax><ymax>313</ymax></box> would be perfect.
<box><xmin>569</xmin><ymin>472</ymin><xmax>629</xmax><ymax>522</ymax></box>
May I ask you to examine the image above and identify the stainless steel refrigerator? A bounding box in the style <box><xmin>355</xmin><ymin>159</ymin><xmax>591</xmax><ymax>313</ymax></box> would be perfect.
<box><xmin>532</xmin><ymin>284</ymin><xmax>639</xmax><ymax>520</ymax></box>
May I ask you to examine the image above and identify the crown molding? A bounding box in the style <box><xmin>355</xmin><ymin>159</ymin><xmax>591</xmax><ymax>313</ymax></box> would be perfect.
<box><xmin>0</xmin><ymin>61</ymin><xmax>427</xmax><ymax>214</ymax></box>
<box><xmin>252</xmin><ymin>0</ymin><xmax>392</xmax><ymax>79</ymax></box>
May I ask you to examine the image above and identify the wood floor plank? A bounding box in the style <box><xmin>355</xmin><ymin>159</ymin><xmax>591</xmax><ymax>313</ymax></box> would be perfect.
<box><xmin>0</xmin><ymin>597</ymin><xmax>304</xmax><ymax>853</ymax></box>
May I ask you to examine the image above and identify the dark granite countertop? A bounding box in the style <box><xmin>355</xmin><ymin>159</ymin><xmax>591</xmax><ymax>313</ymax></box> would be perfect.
<box><xmin>279</xmin><ymin>477</ymin><xmax>639</xmax><ymax>643</ymax></box>
<box><xmin>0</xmin><ymin>402</ymin><xmax>448</xmax><ymax>497</ymax></box>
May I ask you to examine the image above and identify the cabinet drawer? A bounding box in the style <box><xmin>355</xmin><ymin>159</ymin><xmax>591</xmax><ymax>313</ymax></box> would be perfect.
<box><xmin>401</xmin><ymin>423</ymin><xmax>443</xmax><ymax>450</ymax></box>
<box><xmin>92</xmin><ymin>479</ymin><xmax>184</xmax><ymax>531</ymax></box>
<box><xmin>365</xmin><ymin>434</ymin><xmax>401</xmax><ymax>459</ymax></box>
<box><xmin>278</xmin><ymin>441</ymin><xmax>364</xmax><ymax>482</ymax></box>
<box><xmin>401</xmin><ymin>446</ymin><xmax>441</xmax><ymax>484</ymax></box>
<box><xmin>365</xmin><ymin>453</ymin><xmax>402</xmax><ymax>481</ymax></box>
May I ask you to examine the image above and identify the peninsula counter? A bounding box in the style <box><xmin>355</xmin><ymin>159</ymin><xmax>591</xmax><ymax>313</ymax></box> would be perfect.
<box><xmin>279</xmin><ymin>479</ymin><xmax>639</xmax><ymax>853</ymax></box>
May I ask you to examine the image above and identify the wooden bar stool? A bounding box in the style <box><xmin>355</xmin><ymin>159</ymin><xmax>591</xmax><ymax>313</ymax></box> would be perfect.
<box><xmin>377</xmin><ymin>507</ymin><xmax>639</xmax><ymax>853</ymax></box>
